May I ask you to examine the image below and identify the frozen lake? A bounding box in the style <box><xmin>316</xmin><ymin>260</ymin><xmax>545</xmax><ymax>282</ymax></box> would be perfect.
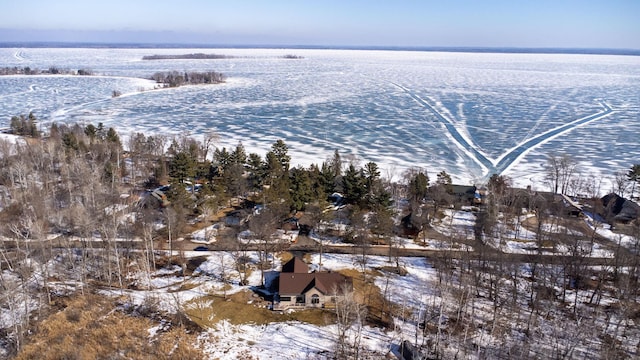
<box><xmin>1</xmin><ymin>47</ymin><xmax>639</xmax><ymax>189</ymax></box>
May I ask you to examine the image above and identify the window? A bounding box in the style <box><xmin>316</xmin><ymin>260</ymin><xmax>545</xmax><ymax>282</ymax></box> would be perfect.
<box><xmin>311</xmin><ymin>294</ymin><xmax>320</xmax><ymax>305</ymax></box>
<box><xmin>279</xmin><ymin>296</ymin><xmax>291</xmax><ymax>302</ymax></box>
<box><xmin>296</xmin><ymin>295</ymin><xmax>305</xmax><ymax>304</ymax></box>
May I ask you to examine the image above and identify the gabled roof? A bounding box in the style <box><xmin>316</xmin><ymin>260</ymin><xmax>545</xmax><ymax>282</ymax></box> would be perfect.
<box><xmin>278</xmin><ymin>257</ymin><xmax>353</xmax><ymax>296</ymax></box>
<box><xmin>278</xmin><ymin>272</ymin><xmax>352</xmax><ymax>296</ymax></box>
<box><xmin>603</xmin><ymin>193</ymin><xmax>640</xmax><ymax>223</ymax></box>
<box><xmin>313</xmin><ymin>272</ymin><xmax>352</xmax><ymax>295</ymax></box>
<box><xmin>281</xmin><ymin>257</ymin><xmax>309</xmax><ymax>273</ymax></box>
<box><xmin>279</xmin><ymin>273</ymin><xmax>315</xmax><ymax>295</ymax></box>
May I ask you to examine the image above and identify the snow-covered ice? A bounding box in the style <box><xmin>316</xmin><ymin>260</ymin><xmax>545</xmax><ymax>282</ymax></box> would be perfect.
<box><xmin>1</xmin><ymin>48</ymin><xmax>638</xmax><ymax>186</ymax></box>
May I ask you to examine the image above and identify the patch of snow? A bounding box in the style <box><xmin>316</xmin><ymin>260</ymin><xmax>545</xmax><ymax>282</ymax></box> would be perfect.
<box><xmin>190</xmin><ymin>223</ymin><xmax>222</xmax><ymax>244</ymax></box>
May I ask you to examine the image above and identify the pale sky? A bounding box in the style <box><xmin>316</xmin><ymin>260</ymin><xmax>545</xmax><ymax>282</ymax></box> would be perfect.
<box><xmin>0</xmin><ymin>0</ymin><xmax>638</xmax><ymax>49</ymax></box>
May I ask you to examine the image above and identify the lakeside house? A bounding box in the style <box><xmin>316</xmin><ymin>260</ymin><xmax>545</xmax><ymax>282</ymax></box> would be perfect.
<box><xmin>274</xmin><ymin>257</ymin><xmax>352</xmax><ymax>311</ymax></box>
<box><xmin>451</xmin><ymin>184</ymin><xmax>482</xmax><ymax>205</ymax></box>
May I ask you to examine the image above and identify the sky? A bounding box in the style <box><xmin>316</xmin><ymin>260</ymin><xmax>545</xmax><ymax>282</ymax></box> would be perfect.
<box><xmin>0</xmin><ymin>0</ymin><xmax>638</xmax><ymax>49</ymax></box>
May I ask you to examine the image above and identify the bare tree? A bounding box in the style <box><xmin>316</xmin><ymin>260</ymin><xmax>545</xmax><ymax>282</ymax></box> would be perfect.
<box><xmin>612</xmin><ymin>170</ymin><xmax>629</xmax><ymax>198</ymax></box>
<box><xmin>302</xmin><ymin>200</ymin><xmax>330</xmax><ymax>268</ymax></box>
<box><xmin>545</xmin><ymin>154</ymin><xmax>578</xmax><ymax>194</ymax></box>
<box><xmin>333</xmin><ymin>284</ymin><xmax>367</xmax><ymax>360</ymax></box>
<box><xmin>248</xmin><ymin>207</ymin><xmax>280</xmax><ymax>286</ymax></box>
<box><xmin>230</xmin><ymin>228</ymin><xmax>251</xmax><ymax>286</ymax></box>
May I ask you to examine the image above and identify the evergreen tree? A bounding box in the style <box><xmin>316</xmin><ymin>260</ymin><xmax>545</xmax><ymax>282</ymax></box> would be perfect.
<box><xmin>105</xmin><ymin>127</ymin><xmax>121</xmax><ymax>146</ymax></box>
<box><xmin>10</xmin><ymin>115</ymin><xmax>21</xmax><ymax>134</ymax></box>
<box><xmin>263</xmin><ymin>152</ymin><xmax>291</xmax><ymax>206</ymax></box>
<box><xmin>363</xmin><ymin>162</ymin><xmax>380</xmax><ymax>195</ymax></box>
<box><xmin>169</xmin><ymin>151</ymin><xmax>196</xmax><ymax>183</ymax></box>
<box><xmin>213</xmin><ymin>147</ymin><xmax>232</xmax><ymax>174</ymax></box>
<box><xmin>267</xmin><ymin>139</ymin><xmax>290</xmax><ymax>173</ymax></box>
<box><xmin>628</xmin><ymin>164</ymin><xmax>640</xmax><ymax>199</ymax></box>
<box><xmin>27</xmin><ymin>112</ymin><xmax>39</xmax><ymax>137</ymax></box>
<box><xmin>247</xmin><ymin>153</ymin><xmax>265</xmax><ymax>190</ymax></box>
<box><xmin>84</xmin><ymin>124</ymin><xmax>98</xmax><ymax>142</ymax></box>
<box><xmin>224</xmin><ymin>162</ymin><xmax>246</xmax><ymax>197</ymax></box>
<box><xmin>289</xmin><ymin>166</ymin><xmax>314</xmax><ymax>210</ymax></box>
<box><xmin>97</xmin><ymin>122</ymin><xmax>106</xmax><ymax>139</ymax></box>
<box><xmin>307</xmin><ymin>163</ymin><xmax>327</xmax><ymax>201</ymax></box>
<box><xmin>62</xmin><ymin>132</ymin><xmax>79</xmax><ymax>152</ymax></box>
<box><xmin>320</xmin><ymin>162</ymin><xmax>337</xmax><ymax>195</ymax></box>
<box><xmin>262</xmin><ymin>141</ymin><xmax>290</xmax><ymax>199</ymax></box>
<box><xmin>231</xmin><ymin>142</ymin><xmax>247</xmax><ymax>165</ymax></box>
<box><xmin>329</xmin><ymin>149</ymin><xmax>342</xmax><ymax>178</ymax></box>
<box><xmin>342</xmin><ymin>164</ymin><xmax>366</xmax><ymax>206</ymax></box>
<box><xmin>361</xmin><ymin>161</ymin><xmax>392</xmax><ymax>209</ymax></box>
<box><xmin>408</xmin><ymin>170</ymin><xmax>429</xmax><ymax>205</ymax></box>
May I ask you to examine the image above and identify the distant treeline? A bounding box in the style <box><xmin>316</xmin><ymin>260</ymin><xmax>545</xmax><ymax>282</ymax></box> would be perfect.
<box><xmin>0</xmin><ymin>66</ymin><xmax>93</xmax><ymax>76</ymax></box>
<box><xmin>150</xmin><ymin>71</ymin><xmax>225</xmax><ymax>87</ymax></box>
<box><xmin>142</xmin><ymin>53</ymin><xmax>236</xmax><ymax>60</ymax></box>
<box><xmin>142</xmin><ymin>53</ymin><xmax>304</xmax><ymax>60</ymax></box>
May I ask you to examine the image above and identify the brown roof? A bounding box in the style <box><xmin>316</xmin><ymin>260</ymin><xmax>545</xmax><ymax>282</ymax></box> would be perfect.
<box><xmin>313</xmin><ymin>272</ymin><xmax>352</xmax><ymax>295</ymax></box>
<box><xmin>281</xmin><ymin>257</ymin><xmax>309</xmax><ymax>273</ymax></box>
<box><xmin>279</xmin><ymin>257</ymin><xmax>352</xmax><ymax>296</ymax></box>
<box><xmin>278</xmin><ymin>271</ymin><xmax>352</xmax><ymax>296</ymax></box>
<box><xmin>279</xmin><ymin>273</ymin><xmax>315</xmax><ymax>295</ymax></box>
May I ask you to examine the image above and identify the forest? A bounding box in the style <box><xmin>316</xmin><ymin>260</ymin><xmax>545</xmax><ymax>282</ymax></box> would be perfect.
<box><xmin>1</xmin><ymin>116</ymin><xmax>640</xmax><ymax>359</ymax></box>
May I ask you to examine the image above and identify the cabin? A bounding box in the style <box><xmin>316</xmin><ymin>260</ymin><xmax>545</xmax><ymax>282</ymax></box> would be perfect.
<box><xmin>450</xmin><ymin>185</ymin><xmax>479</xmax><ymax>205</ymax></box>
<box><xmin>274</xmin><ymin>257</ymin><xmax>352</xmax><ymax>311</ymax></box>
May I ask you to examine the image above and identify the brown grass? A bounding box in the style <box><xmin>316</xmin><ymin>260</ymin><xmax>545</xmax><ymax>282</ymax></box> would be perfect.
<box><xmin>185</xmin><ymin>290</ymin><xmax>335</xmax><ymax>328</ymax></box>
<box><xmin>338</xmin><ymin>268</ymin><xmax>395</xmax><ymax>328</ymax></box>
<box><xmin>15</xmin><ymin>294</ymin><xmax>204</xmax><ymax>360</ymax></box>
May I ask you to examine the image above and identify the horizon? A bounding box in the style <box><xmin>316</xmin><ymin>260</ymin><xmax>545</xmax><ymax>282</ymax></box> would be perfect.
<box><xmin>1</xmin><ymin>41</ymin><xmax>639</xmax><ymax>57</ymax></box>
<box><xmin>1</xmin><ymin>1</ymin><xmax>638</xmax><ymax>49</ymax></box>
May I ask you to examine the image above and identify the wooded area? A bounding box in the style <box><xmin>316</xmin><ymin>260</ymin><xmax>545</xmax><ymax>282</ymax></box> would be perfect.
<box><xmin>1</xmin><ymin>118</ymin><xmax>639</xmax><ymax>359</ymax></box>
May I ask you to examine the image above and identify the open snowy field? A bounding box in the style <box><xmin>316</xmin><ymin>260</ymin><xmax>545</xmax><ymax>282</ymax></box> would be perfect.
<box><xmin>1</xmin><ymin>47</ymin><xmax>639</xmax><ymax>188</ymax></box>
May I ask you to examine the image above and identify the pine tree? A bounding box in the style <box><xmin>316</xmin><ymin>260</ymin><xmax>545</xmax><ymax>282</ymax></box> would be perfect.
<box><xmin>628</xmin><ymin>164</ymin><xmax>640</xmax><ymax>199</ymax></box>
<box><xmin>169</xmin><ymin>152</ymin><xmax>196</xmax><ymax>183</ymax></box>
<box><xmin>268</xmin><ymin>139</ymin><xmax>290</xmax><ymax>173</ymax></box>
<box><xmin>290</xmin><ymin>166</ymin><xmax>313</xmax><ymax>210</ymax></box>
<box><xmin>106</xmin><ymin>127</ymin><xmax>121</xmax><ymax>146</ymax></box>
<box><xmin>342</xmin><ymin>164</ymin><xmax>366</xmax><ymax>206</ymax></box>
<box><xmin>408</xmin><ymin>171</ymin><xmax>429</xmax><ymax>205</ymax></box>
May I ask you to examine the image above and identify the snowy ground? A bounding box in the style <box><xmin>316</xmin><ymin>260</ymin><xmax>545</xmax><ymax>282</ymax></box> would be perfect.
<box><xmin>2</xmin><ymin>205</ymin><xmax>639</xmax><ymax>358</ymax></box>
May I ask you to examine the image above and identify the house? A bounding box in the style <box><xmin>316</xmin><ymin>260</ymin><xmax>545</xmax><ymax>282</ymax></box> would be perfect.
<box><xmin>224</xmin><ymin>209</ymin><xmax>251</xmax><ymax>226</ymax></box>
<box><xmin>450</xmin><ymin>185</ymin><xmax>478</xmax><ymax>205</ymax></box>
<box><xmin>274</xmin><ymin>257</ymin><xmax>352</xmax><ymax>311</ymax></box>
<box><xmin>602</xmin><ymin>193</ymin><xmax>640</xmax><ymax>224</ymax></box>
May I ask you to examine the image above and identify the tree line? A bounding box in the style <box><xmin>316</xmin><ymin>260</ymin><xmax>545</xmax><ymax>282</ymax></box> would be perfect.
<box><xmin>150</xmin><ymin>71</ymin><xmax>225</xmax><ymax>87</ymax></box>
<box><xmin>0</xmin><ymin>66</ymin><xmax>93</xmax><ymax>76</ymax></box>
<box><xmin>142</xmin><ymin>53</ymin><xmax>236</xmax><ymax>60</ymax></box>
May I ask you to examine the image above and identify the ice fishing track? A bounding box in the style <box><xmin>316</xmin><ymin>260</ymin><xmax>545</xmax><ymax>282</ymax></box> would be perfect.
<box><xmin>392</xmin><ymin>83</ymin><xmax>616</xmax><ymax>180</ymax></box>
